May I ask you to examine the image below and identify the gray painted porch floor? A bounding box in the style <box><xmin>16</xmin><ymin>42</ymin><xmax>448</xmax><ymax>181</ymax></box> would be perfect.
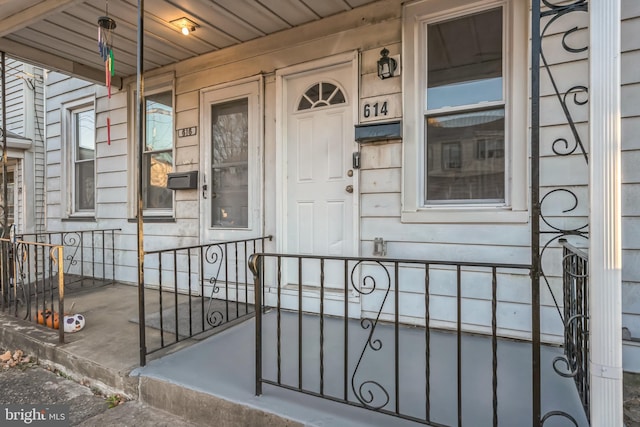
<box><xmin>136</xmin><ymin>310</ymin><xmax>589</xmax><ymax>427</ymax></box>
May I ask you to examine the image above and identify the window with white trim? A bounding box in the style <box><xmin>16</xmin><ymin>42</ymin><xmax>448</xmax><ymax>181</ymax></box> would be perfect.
<box><xmin>129</xmin><ymin>75</ymin><xmax>176</xmax><ymax>217</ymax></box>
<box><xmin>63</xmin><ymin>98</ymin><xmax>96</xmax><ymax>217</ymax></box>
<box><xmin>143</xmin><ymin>90</ymin><xmax>174</xmax><ymax>211</ymax></box>
<box><xmin>402</xmin><ymin>0</ymin><xmax>528</xmax><ymax>222</ymax></box>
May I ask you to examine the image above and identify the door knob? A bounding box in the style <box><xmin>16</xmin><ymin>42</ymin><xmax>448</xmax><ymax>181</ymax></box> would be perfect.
<box><xmin>345</xmin><ymin>185</ymin><xmax>353</xmax><ymax>193</ymax></box>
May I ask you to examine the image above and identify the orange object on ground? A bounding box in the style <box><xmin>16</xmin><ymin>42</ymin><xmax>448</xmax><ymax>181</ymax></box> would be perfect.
<box><xmin>37</xmin><ymin>310</ymin><xmax>59</xmax><ymax>329</ymax></box>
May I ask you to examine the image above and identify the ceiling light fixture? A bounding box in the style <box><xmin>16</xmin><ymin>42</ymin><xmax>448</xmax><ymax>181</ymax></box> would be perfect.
<box><xmin>170</xmin><ymin>17</ymin><xmax>198</xmax><ymax>36</ymax></box>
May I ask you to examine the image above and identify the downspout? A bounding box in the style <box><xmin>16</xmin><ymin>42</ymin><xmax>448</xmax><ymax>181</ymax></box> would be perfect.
<box><xmin>589</xmin><ymin>1</ymin><xmax>623</xmax><ymax>425</ymax></box>
<box><xmin>136</xmin><ymin>0</ymin><xmax>147</xmax><ymax>367</ymax></box>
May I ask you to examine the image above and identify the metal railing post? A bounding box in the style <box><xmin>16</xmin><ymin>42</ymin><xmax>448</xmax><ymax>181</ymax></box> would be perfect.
<box><xmin>249</xmin><ymin>254</ymin><xmax>263</xmax><ymax>396</ymax></box>
<box><xmin>56</xmin><ymin>246</ymin><xmax>64</xmax><ymax>344</ymax></box>
<box><xmin>530</xmin><ymin>0</ymin><xmax>542</xmax><ymax>424</ymax></box>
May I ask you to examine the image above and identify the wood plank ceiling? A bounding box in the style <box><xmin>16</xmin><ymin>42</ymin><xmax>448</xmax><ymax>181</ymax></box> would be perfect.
<box><xmin>0</xmin><ymin>0</ymin><xmax>380</xmax><ymax>84</ymax></box>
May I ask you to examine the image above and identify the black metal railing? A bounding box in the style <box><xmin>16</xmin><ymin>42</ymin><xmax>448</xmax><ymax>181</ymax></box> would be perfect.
<box><xmin>531</xmin><ymin>0</ymin><xmax>590</xmax><ymax>423</ymax></box>
<box><xmin>141</xmin><ymin>236</ymin><xmax>272</xmax><ymax>358</ymax></box>
<box><xmin>556</xmin><ymin>239</ymin><xmax>589</xmax><ymax>418</ymax></box>
<box><xmin>0</xmin><ymin>237</ymin><xmax>65</xmax><ymax>343</ymax></box>
<box><xmin>18</xmin><ymin>229</ymin><xmax>119</xmax><ymax>290</ymax></box>
<box><xmin>249</xmin><ymin>253</ymin><xmax>532</xmax><ymax>426</ymax></box>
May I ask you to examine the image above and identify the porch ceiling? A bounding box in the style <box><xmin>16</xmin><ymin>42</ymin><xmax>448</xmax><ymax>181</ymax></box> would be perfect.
<box><xmin>0</xmin><ymin>0</ymin><xmax>379</xmax><ymax>85</ymax></box>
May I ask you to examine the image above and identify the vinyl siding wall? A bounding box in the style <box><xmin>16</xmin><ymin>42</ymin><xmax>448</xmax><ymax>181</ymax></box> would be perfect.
<box><xmin>43</xmin><ymin>0</ymin><xmax>640</xmax><ymax>352</ymax></box>
<box><xmin>621</xmin><ymin>2</ymin><xmax>640</xmax><ymax>347</ymax></box>
<box><xmin>1</xmin><ymin>58</ymin><xmax>46</xmax><ymax>234</ymax></box>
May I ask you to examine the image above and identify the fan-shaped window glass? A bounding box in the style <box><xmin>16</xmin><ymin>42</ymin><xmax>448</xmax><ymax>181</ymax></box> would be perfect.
<box><xmin>297</xmin><ymin>82</ymin><xmax>346</xmax><ymax>111</ymax></box>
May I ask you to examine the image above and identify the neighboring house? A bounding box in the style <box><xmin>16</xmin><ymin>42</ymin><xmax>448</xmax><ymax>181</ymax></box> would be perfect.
<box><xmin>0</xmin><ymin>0</ymin><xmax>635</xmax><ymax>422</ymax></box>
<box><xmin>0</xmin><ymin>57</ymin><xmax>46</xmax><ymax>235</ymax></box>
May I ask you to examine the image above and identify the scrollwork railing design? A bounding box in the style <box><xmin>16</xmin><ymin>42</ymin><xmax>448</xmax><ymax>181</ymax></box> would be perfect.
<box><xmin>350</xmin><ymin>260</ymin><xmax>391</xmax><ymax>410</ymax></box>
<box><xmin>142</xmin><ymin>236</ymin><xmax>271</xmax><ymax>358</ymax></box>
<box><xmin>537</xmin><ymin>0</ymin><xmax>589</xmax><ymax>312</ymax></box>
<box><xmin>61</xmin><ymin>232</ymin><xmax>82</xmax><ymax>272</ymax></box>
<box><xmin>204</xmin><ymin>243</ymin><xmax>225</xmax><ymax>327</ymax></box>
<box><xmin>0</xmin><ymin>238</ymin><xmax>66</xmax><ymax>343</ymax></box>
<box><xmin>18</xmin><ymin>229</ymin><xmax>119</xmax><ymax>287</ymax></box>
<box><xmin>252</xmin><ymin>254</ymin><xmax>531</xmax><ymax>426</ymax></box>
<box><xmin>534</xmin><ymin>0</ymin><xmax>590</xmax><ymax>424</ymax></box>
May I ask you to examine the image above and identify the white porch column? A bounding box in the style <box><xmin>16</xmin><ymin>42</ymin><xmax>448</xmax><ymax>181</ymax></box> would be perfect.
<box><xmin>589</xmin><ymin>0</ymin><xmax>623</xmax><ymax>425</ymax></box>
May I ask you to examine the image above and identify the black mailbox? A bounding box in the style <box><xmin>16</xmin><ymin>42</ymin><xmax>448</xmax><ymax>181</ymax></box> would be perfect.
<box><xmin>166</xmin><ymin>171</ymin><xmax>199</xmax><ymax>190</ymax></box>
<box><xmin>355</xmin><ymin>120</ymin><xmax>402</xmax><ymax>143</ymax></box>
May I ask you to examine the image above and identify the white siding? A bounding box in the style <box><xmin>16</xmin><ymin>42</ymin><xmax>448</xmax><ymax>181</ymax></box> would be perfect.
<box><xmin>0</xmin><ymin>58</ymin><xmax>46</xmax><ymax>234</ymax></box>
<box><xmin>3</xmin><ymin>59</ymin><xmax>25</xmax><ymax>135</ymax></box>
<box><xmin>40</xmin><ymin>0</ymin><xmax>640</xmax><ymax>350</ymax></box>
<box><xmin>621</xmin><ymin>1</ymin><xmax>640</xmax><ymax>341</ymax></box>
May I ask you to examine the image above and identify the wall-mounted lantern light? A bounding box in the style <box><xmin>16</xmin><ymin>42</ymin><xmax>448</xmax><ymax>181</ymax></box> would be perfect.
<box><xmin>171</xmin><ymin>17</ymin><xmax>199</xmax><ymax>35</ymax></box>
<box><xmin>377</xmin><ymin>48</ymin><xmax>397</xmax><ymax>80</ymax></box>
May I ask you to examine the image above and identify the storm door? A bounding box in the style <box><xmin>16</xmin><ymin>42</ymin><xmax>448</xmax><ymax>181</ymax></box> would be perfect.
<box><xmin>201</xmin><ymin>80</ymin><xmax>261</xmax><ymax>243</ymax></box>
<box><xmin>200</xmin><ymin>80</ymin><xmax>262</xmax><ymax>304</ymax></box>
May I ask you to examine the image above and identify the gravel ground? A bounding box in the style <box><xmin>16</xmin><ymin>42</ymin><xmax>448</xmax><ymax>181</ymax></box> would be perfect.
<box><xmin>0</xmin><ymin>349</ymin><xmax>200</xmax><ymax>426</ymax></box>
<box><xmin>626</xmin><ymin>372</ymin><xmax>640</xmax><ymax>427</ymax></box>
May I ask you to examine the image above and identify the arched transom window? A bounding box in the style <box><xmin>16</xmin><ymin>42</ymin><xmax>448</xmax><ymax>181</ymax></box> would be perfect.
<box><xmin>297</xmin><ymin>82</ymin><xmax>346</xmax><ymax>111</ymax></box>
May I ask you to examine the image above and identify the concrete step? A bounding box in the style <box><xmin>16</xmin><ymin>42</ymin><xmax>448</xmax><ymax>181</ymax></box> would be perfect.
<box><xmin>138</xmin><ymin>376</ymin><xmax>303</xmax><ymax>427</ymax></box>
<box><xmin>0</xmin><ymin>313</ymin><xmax>139</xmax><ymax>398</ymax></box>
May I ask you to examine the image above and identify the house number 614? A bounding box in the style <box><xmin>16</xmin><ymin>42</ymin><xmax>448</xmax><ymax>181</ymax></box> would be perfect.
<box><xmin>363</xmin><ymin>101</ymin><xmax>389</xmax><ymax>118</ymax></box>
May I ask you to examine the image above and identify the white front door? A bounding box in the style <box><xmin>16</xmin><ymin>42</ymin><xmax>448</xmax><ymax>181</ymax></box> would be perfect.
<box><xmin>281</xmin><ymin>58</ymin><xmax>358</xmax><ymax>289</ymax></box>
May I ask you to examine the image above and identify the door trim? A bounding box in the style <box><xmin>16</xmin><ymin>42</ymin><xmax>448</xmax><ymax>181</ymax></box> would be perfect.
<box><xmin>275</xmin><ymin>51</ymin><xmax>360</xmax><ymax>255</ymax></box>
<box><xmin>199</xmin><ymin>75</ymin><xmax>264</xmax><ymax>244</ymax></box>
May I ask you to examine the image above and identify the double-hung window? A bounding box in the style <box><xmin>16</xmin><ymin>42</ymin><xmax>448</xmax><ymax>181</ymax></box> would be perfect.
<box><xmin>143</xmin><ymin>90</ymin><xmax>174</xmax><ymax>211</ymax></box>
<box><xmin>402</xmin><ymin>0</ymin><xmax>527</xmax><ymax>222</ymax></box>
<box><xmin>130</xmin><ymin>76</ymin><xmax>175</xmax><ymax>217</ymax></box>
<box><xmin>63</xmin><ymin>99</ymin><xmax>96</xmax><ymax>217</ymax></box>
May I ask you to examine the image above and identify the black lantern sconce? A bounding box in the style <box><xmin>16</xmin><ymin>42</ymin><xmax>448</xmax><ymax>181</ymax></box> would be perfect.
<box><xmin>377</xmin><ymin>48</ymin><xmax>397</xmax><ymax>80</ymax></box>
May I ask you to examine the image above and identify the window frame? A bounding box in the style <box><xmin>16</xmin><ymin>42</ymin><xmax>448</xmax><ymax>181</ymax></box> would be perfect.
<box><xmin>128</xmin><ymin>73</ymin><xmax>176</xmax><ymax>218</ymax></box>
<box><xmin>0</xmin><ymin>168</ymin><xmax>16</xmax><ymax>225</ymax></box>
<box><xmin>402</xmin><ymin>0</ymin><xmax>528</xmax><ymax>223</ymax></box>
<box><xmin>62</xmin><ymin>97</ymin><xmax>96</xmax><ymax>218</ymax></box>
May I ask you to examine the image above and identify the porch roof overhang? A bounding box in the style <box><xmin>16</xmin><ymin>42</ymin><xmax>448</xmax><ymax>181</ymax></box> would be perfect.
<box><xmin>0</xmin><ymin>129</ymin><xmax>33</xmax><ymax>152</ymax></box>
<box><xmin>0</xmin><ymin>0</ymin><xmax>380</xmax><ymax>86</ymax></box>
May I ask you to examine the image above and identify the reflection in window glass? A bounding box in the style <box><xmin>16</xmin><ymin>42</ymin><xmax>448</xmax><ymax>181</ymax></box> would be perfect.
<box><xmin>74</xmin><ymin>109</ymin><xmax>95</xmax><ymax>211</ymax></box>
<box><xmin>144</xmin><ymin>91</ymin><xmax>173</xmax><ymax>209</ymax></box>
<box><xmin>211</xmin><ymin>99</ymin><xmax>249</xmax><ymax>228</ymax></box>
<box><xmin>424</xmin><ymin>7</ymin><xmax>505</xmax><ymax>204</ymax></box>
<box><xmin>426</xmin><ymin>8</ymin><xmax>503</xmax><ymax>110</ymax></box>
<box><xmin>426</xmin><ymin>109</ymin><xmax>504</xmax><ymax>202</ymax></box>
